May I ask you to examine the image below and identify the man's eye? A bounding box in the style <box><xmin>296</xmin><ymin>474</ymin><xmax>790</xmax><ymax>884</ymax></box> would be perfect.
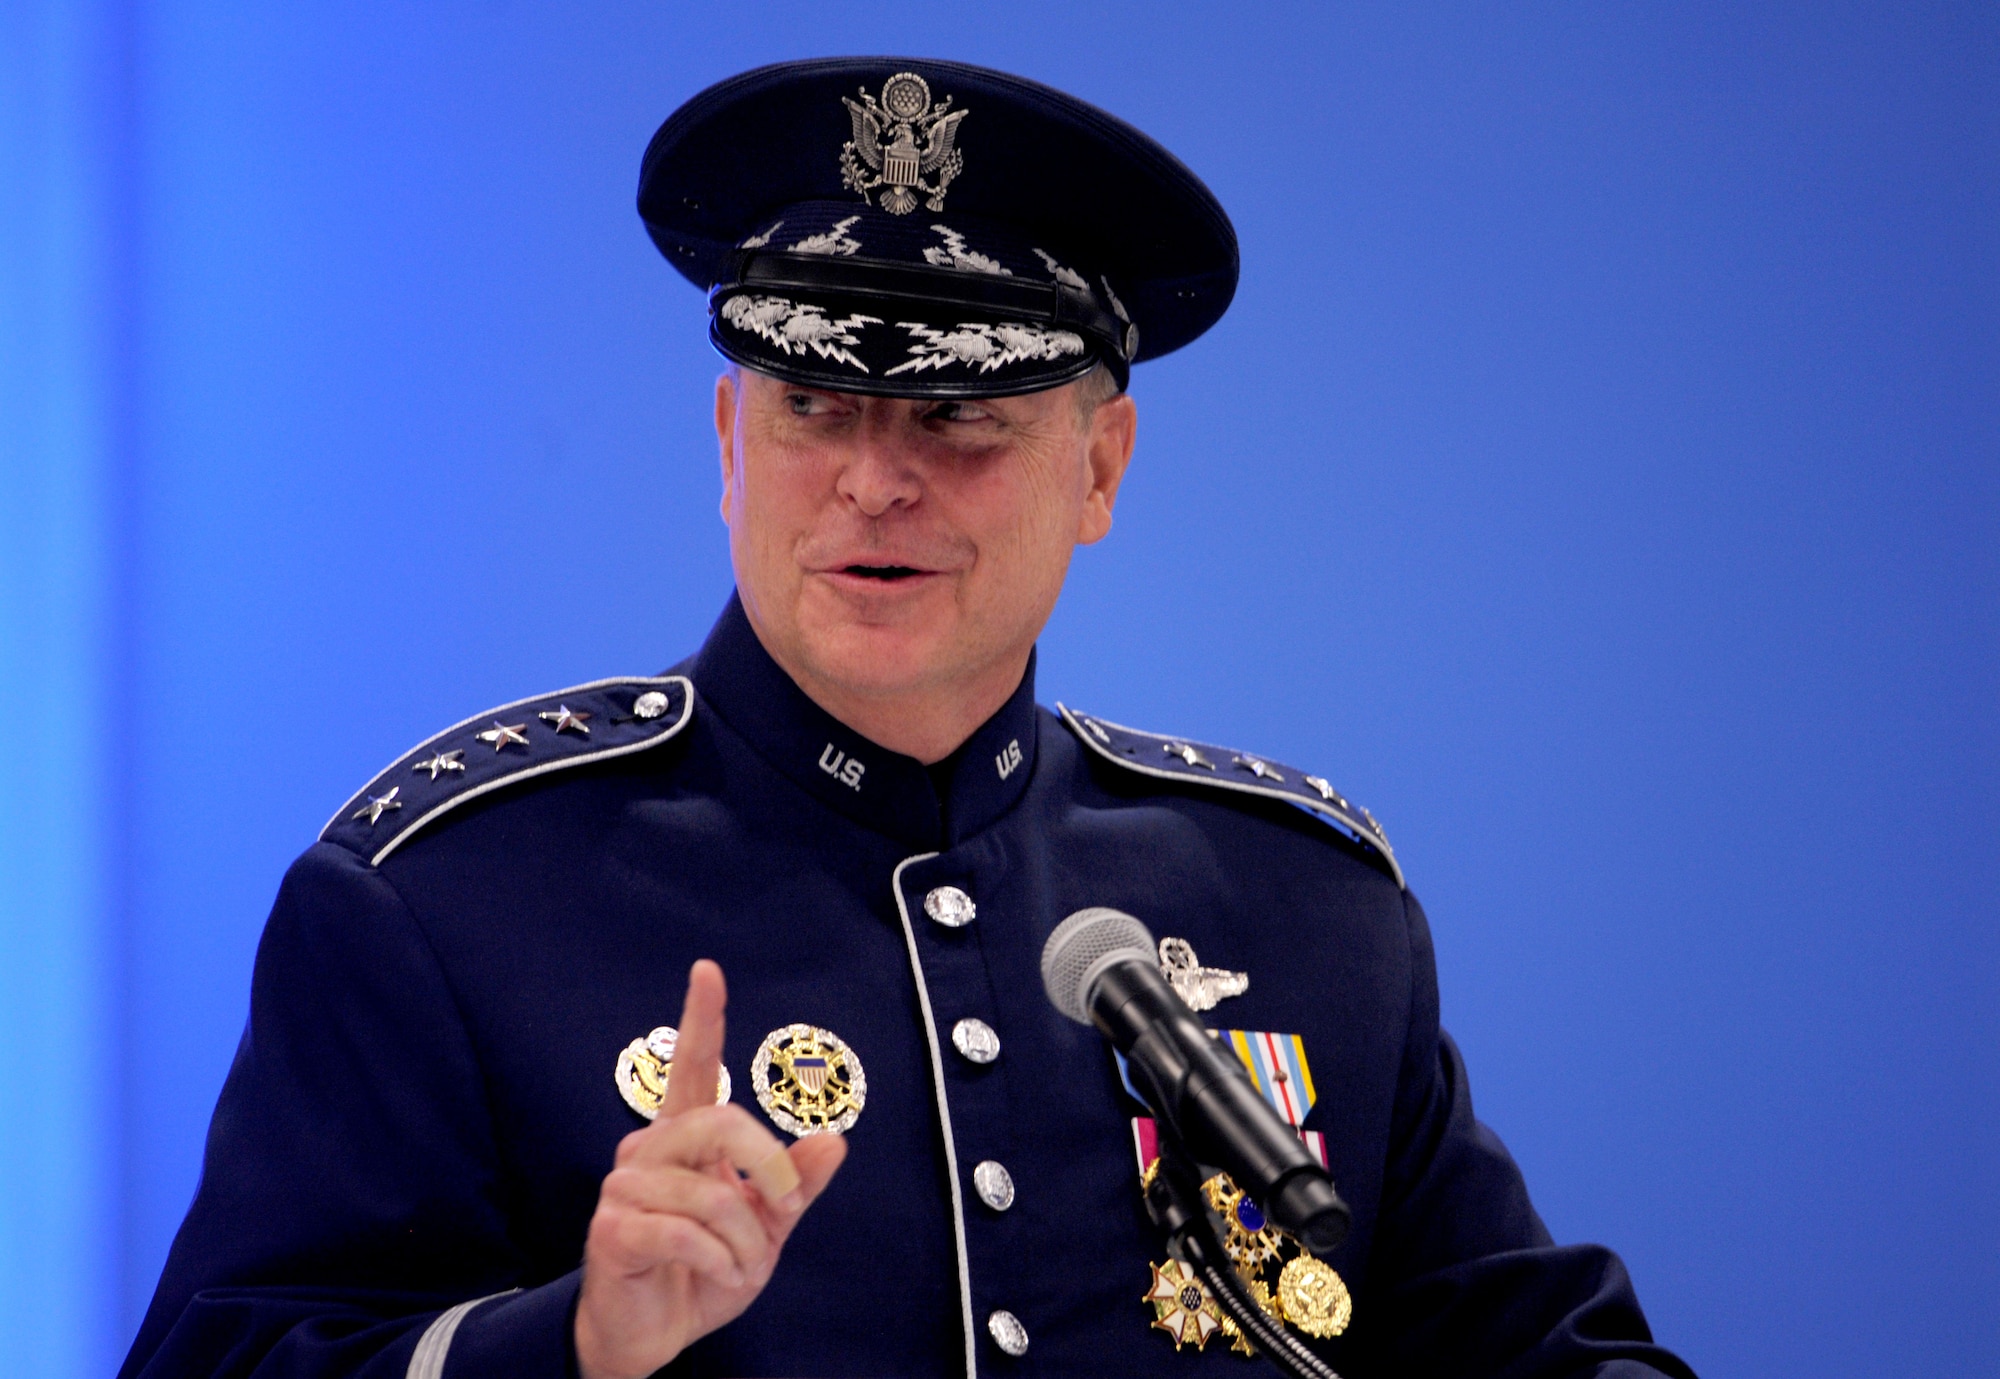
<box><xmin>929</xmin><ymin>402</ymin><xmax>991</xmax><ymax>424</ymax></box>
<box><xmin>786</xmin><ymin>393</ymin><xmax>819</xmax><ymax>415</ymax></box>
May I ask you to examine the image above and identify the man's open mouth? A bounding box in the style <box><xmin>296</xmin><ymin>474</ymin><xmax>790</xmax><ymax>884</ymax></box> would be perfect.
<box><xmin>843</xmin><ymin>564</ymin><xmax>925</xmax><ymax>580</ymax></box>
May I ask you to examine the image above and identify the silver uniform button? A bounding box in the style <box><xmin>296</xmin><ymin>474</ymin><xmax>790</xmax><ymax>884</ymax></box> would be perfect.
<box><xmin>972</xmin><ymin>1159</ymin><xmax>1016</xmax><ymax>1211</ymax></box>
<box><xmin>632</xmin><ymin>690</ymin><xmax>669</xmax><ymax>719</ymax></box>
<box><xmin>923</xmin><ymin>885</ymin><xmax>976</xmax><ymax>928</ymax></box>
<box><xmin>987</xmin><ymin>1309</ymin><xmax>1029</xmax><ymax>1357</ymax></box>
<box><xmin>951</xmin><ymin>1017</ymin><xmax>1001</xmax><ymax>1064</ymax></box>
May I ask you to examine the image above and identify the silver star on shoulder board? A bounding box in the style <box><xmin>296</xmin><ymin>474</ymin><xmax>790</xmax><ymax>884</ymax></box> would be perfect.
<box><xmin>538</xmin><ymin>704</ymin><xmax>592</xmax><ymax>736</ymax></box>
<box><xmin>1158</xmin><ymin>936</ymin><xmax>1248</xmax><ymax>1012</ymax></box>
<box><xmin>352</xmin><ymin>785</ymin><xmax>403</xmax><ymax>826</ymax></box>
<box><xmin>1303</xmin><ymin>774</ymin><xmax>1349</xmax><ymax>809</ymax></box>
<box><xmin>412</xmin><ymin>749</ymin><xmax>465</xmax><ymax>780</ymax></box>
<box><xmin>1233</xmin><ymin>754</ymin><xmax>1284</xmax><ymax>782</ymax></box>
<box><xmin>1164</xmin><ymin>741</ymin><xmax>1217</xmax><ymax>770</ymax></box>
<box><xmin>476</xmin><ymin>720</ymin><xmax>530</xmax><ymax>751</ymax></box>
<box><xmin>1357</xmin><ymin>804</ymin><xmax>1390</xmax><ymax>848</ymax></box>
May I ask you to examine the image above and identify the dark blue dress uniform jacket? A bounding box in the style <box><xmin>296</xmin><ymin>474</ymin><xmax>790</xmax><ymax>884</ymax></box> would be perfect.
<box><xmin>122</xmin><ymin>597</ymin><xmax>1694</xmax><ymax>1379</ymax></box>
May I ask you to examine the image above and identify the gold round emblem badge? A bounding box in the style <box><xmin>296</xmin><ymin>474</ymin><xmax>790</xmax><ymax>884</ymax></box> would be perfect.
<box><xmin>614</xmin><ymin>1025</ymin><xmax>731</xmax><ymax>1121</ymax></box>
<box><xmin>751</xmin><ymin>1023</ymin><xmax>867</xmax><ymax>1136</ymax></box>
<box><xmin>1276</xmin><ymin>1254</ymin><xmax>1353</xmax><ymax>1338</ymax></box>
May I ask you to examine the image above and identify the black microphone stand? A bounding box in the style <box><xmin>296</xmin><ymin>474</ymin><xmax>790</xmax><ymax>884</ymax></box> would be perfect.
<box><xmin>1144</xmin><ymin>1126</ymin><xmax>1345</xmax><ymax>1379</ymax></box>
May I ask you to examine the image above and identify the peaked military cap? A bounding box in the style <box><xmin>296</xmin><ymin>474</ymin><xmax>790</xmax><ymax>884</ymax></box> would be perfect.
<box><xmin>639</xmin><ymin>57</ymin><xmax>1238</xmax><ymax>398</ymax></box>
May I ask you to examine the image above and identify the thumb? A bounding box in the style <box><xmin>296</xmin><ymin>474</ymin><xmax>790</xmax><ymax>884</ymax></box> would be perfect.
<box><xmin>770</xmin><ymin>1133</ymin><xmax>847</xmax><ymax>1238</ymax></box>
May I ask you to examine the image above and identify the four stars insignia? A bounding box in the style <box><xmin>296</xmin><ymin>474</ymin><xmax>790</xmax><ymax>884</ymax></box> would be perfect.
<box><xmin>353</xmin><ymin>702</ymin><xmax>615</xmax><ymax>836</ymax></box>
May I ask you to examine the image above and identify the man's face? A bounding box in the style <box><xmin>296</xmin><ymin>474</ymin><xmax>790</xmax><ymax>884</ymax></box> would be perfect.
<box><xmin>715</xmin><ymin>367</ymin><xmax>1135</xmax><ymax>724</ymax></box>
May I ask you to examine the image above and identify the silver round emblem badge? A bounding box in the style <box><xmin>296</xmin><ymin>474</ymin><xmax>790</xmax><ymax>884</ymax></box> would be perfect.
<box><xmin>632</xmin><ymin>690</ymin><xmax>669</xmax><ymax>719</ymax></box>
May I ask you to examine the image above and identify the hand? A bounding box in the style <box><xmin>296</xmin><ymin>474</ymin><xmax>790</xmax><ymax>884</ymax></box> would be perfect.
<box><xmin>574</xmin><ymin>960</ymin><xmax>848</xmax><ymax>1379</ymax></box>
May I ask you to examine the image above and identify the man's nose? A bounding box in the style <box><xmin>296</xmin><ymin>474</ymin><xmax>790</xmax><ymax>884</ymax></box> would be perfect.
<box><xmin>834</xmin><ymin>421</ymin><xmax>924</xmax><ymax>517</ymax></box>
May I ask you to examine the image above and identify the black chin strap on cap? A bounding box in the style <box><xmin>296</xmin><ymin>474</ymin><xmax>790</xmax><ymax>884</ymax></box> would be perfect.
<box><xmin>712</xmin><ymin>248</ymin><xmax>1135</xmax><ymax>388</ymax></box>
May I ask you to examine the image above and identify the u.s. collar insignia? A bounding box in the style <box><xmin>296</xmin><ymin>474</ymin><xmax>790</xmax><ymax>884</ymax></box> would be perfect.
<box><xmin>1158</xmin><ymin>937</ymin><xmax>1248</xmax><ymax>1012</ymax></box>
<box><xmin>840</xmin><ymin>73</ymin><xmax>969</xmax><ymax>215</ymax></box>
<box><xmin>614</xmin><ymin>1026</ymin><xmax>731</xmax><ymax>1121</ymax></box>
<box><xmin>752</xmin><ymin>1024</ymin><xmax>867</xmax><ymax>1136</ymax></box>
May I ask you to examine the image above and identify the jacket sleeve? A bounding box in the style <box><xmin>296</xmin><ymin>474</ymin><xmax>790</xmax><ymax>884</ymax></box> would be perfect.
<box><xmin>1356</xmin><ymin>888</ymin><xmax>1698</xmax><ymax>1379</ymax></box>
<box><xmin>118</xmin><ymin>842</ymin><xmax>583</xmax><ymax>1379</ymax></box>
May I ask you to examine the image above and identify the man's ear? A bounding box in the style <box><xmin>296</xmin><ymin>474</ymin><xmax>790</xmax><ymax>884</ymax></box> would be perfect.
<box><xmin>715</xmin><ymin>370</ymin><xmax>739</xmax><ymax>524</ymax></box>
<box><xmin>1077</xmin><ymin>392</ymin><xmax>1136</xmax><ymax>546</ymax></box>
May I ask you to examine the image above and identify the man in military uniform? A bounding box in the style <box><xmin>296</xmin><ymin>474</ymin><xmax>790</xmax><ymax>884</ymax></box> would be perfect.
<box><xmin>122</xmin><ymin>59</ymin><xmax>1695</xmax><ymax>1379</ymax></box>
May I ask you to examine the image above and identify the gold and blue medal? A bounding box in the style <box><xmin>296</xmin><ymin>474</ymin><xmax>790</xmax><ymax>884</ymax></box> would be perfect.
<box><xmin>752</xmin><ymin>1023</ymin><xmax>867</xmax><ymax>1136</ymax></box>
<box><xmin>1135</xmin><ymin>1028</ymin><xmax>1353</xmax><ymax>1354</ymax></box>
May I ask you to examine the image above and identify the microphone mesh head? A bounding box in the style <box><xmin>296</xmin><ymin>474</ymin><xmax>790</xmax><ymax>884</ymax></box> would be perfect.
<box><xmin>1041</xmin><ymin>907</ymin><xmax>1156</xmax><ymax>1024</ymax></box>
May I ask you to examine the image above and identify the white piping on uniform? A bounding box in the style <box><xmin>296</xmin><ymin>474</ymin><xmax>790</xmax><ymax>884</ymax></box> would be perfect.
<box><xmin>1055</xmin><ymin>702</ymin><xmax>1405</xmax><ymax>889</ymax></box>
<box><xmin>319</xmin><ymin>676</ymin><xmax>696</xmax><ymax>867</ymax></box>
<box><xmin>405</xmin><ymin>1287</ymin><xmax>518</xmax><ymax>1379</ymax></box>
<box><xmin>890</xmin><ymin>851</ymin><xmax>977</xmax><ymax>1379</ymax></box>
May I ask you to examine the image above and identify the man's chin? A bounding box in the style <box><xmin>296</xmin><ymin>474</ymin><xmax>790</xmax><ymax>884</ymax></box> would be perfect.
<box><xmin>793</xmin><ymin>621</ymin><xmax>957</xmax><ymax>699</ymax></box>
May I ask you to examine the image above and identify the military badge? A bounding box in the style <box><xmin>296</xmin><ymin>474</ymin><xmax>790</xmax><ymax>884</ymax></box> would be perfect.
<box><xmin>840</xmin><ymin>73</ymin><xmax>968</xmax><ymax>215</ymax></box>
<box><xmin>1158</xmin><ymin>936</ymin><xmax>1248</xmax><ymax>1012</ymax></box>
<box><xmin>1204</xmin><ymin>1173</ymin><xmax>1284</xmax><ymax>1273</ymax></box>
<box><xmin>614</xmin><ymin>1025</ymin><xmax>731</xmax><ymax>1121</ymax></box>
<box><xmin>1143</xmin><ymin>1259</ymin><xmax>1225</xmax><ymax>1351</ymax></box>
<box><xmin>1277</xmin><ymin>1255</ymin><xmax>1352</xmax><ymax>1338</ymax></box>
<box><xmin>752</xmin><ymin>1023</ymin><xmax>867</xmax><ymax>1136</ymax></box>
<box><xmin>1134</xmin><ymin>1107</ymin><xmax>1353</xmax><ymax>1350</ymax></box>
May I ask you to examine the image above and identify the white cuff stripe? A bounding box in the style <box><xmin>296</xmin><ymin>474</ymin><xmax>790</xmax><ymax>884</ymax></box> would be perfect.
<box><xmin>406</xmin><ymin>1288</ymin><xmax>519</xmax><ymax>1379</ymax></box>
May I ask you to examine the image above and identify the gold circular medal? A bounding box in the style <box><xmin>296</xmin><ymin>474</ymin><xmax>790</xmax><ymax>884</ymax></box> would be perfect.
<box><xmin>751</xmin><ymin>1023</ymin><xmax>867</xmax><ymax>1136</ymax></box>
<box><xmin>1276</xmin><ymin>1254</ymin><xmax>1352</xmax><ymax>1338</ymax></box>
<box><xmin>614</xmin><ymin>1025</ymin><xmax>730</xmax><ymax>1120</ymax></box>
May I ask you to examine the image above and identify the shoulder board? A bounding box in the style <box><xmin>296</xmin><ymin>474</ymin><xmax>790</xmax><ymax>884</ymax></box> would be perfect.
<box><xmin>321</xmin><ymin>675</ymin><xmax>694</xmax><ymax>866</ymax></box>
<box><xmin>1057</xmin><ymin>703</ymin><xmax>1403</xmax><ymax>889</ymax></box>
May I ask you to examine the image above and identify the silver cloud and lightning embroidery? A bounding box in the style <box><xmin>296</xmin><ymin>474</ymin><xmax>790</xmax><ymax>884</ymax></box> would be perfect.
<box><xmin>788</xmin><ymin>216</ymin><xmax>864</xmax><ymax>256</ymax></box>
<box><xmin>720</xmin><ymin>295</ymin><xmax>881</xmax><ymax>372</ymax></box>
<box><xmin>884</xmin><ymin>320</ymin><xmax>1086</xmax><ymax>376</ymax></box>
<box><xmin>924</xmin><ymin>225</ymin><xmax>1007</xmax><ymax>275</ymax></box>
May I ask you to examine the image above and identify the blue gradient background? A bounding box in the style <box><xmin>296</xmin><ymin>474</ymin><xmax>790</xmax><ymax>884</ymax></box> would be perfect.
<box><xmin>3</xmin><ymin>5</ymin><xmax>1994</xmax><ymax>1376</ymax></box>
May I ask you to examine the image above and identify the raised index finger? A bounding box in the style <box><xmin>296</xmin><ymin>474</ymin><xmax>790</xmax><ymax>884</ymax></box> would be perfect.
<box><xmin>661</xmin><ymin>958</ymin><xmax>728</xmax><ymax>1118</ymax></box>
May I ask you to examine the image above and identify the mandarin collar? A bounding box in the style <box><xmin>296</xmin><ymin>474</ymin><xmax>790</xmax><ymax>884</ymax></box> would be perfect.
<box><xmin>688</xmin><ymin>594</ymin><xmax>1040</xmax><ymax>849</ymax></box>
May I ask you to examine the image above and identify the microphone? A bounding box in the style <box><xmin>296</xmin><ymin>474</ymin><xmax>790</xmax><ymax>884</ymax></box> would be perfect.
<box><xmin>1041</xmin><ymin>907</ymin><xmax>1351</xmax><ymax>1255</ymax></box>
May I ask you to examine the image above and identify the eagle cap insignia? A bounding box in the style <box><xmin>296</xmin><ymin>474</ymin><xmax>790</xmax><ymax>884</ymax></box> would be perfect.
<box><xmin>841</xmin><ymin>72</ymin><xmax>968</xmax><ymax>215</ymax></box>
